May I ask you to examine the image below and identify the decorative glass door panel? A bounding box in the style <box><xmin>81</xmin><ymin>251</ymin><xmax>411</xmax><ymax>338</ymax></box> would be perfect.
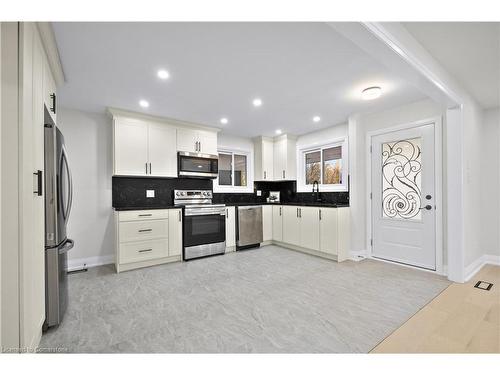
<box><xmin>382</xmin><ymin>137</ymin><xmax>422</xmax><ymax>221</ymax></box>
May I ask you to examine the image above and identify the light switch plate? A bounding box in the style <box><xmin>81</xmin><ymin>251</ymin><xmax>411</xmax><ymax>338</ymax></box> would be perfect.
<box><xmin>256</xmin><ymin>190</ymin><xmax>262</xmax><ymax>196</ymax></box>
<box><xmin>146</xmin><ymin>189</ymin><xmax>155</xmax><ymax>198</ymax></box>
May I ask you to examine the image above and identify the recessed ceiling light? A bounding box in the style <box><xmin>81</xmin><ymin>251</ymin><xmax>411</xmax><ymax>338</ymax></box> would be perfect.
<box><xmin>275</xmin><ymin>129</ymin><xmax>282</xmax><ymax>135</ymax></box>
<box><xmin>220</xmin><ymin>118</ymin><xmax>228</xmax><ymax>125</ymax></box>
<box><xmin>139</xmin><ymin>100</ymin><xmax>149</xmax><ymax>108</ymax></box>
<box><xmin>313</xmin><ymin>116</ymin><xmax>321</xmax><ymax>123</ymax></box>
<box><xmin>157</xmin><ymin>69</ymin><xmax>170</xmax><ymax>80</ymax></box>
<box><xmin>252</xmin><ymin>98</ymin><xmax>263</xmax><ymax>107</ymax></box>
<box><xmin>361</xmin><ymin>86</ymin><xmax>382</xmax><ymax>100</ymax></box>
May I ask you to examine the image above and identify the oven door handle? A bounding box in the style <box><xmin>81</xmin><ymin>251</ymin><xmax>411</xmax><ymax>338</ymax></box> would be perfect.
<box><xmin>184</xmin><ymin>210</ymin><xmax>226</xmax><ymax>217</ymax></box>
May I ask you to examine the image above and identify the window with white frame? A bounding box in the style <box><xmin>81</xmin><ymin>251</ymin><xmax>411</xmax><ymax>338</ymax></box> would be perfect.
<box><xmin>298</xmin><ymin>139</ymin><xmax>348</xmax><ymax>192</ymax></box>
<box><xmin>214</xmin><ymin>150</ymin><xmax>253</xmax><ymax>192</ymax></box>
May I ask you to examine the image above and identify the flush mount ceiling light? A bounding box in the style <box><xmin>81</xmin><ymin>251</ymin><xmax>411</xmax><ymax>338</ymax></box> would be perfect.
<box><xmin>252</xmin><ymin>98</ymin><xmax>263</xmax><ymax>107</ymax></box>
<box><xmin>361</xmin><ymin>86</ymin><xmax>382</xmax><ymax>100</ymax></box>
<box><xmin>313</xmin><ymin>116</ymin><xmax>321</xmax><ymax>123</ymax></box>
<box><xmin>220</xmin><ymin>118</ymin><xmax>228</xmax><ymax>125</ymax></box>
<box><xmin>275</xmin><ymin>129</ymin><xmax>282</xmax><ymax>135</ymax></box>
<box><xmin>139</xmin><ymin>100</ymin><xmax>149</xmax><ymax>108</ymax></box>
<box><xmin>157</xmin><ymin>69</ymin><xmax>170</xmax><ymax>80</ymax></box>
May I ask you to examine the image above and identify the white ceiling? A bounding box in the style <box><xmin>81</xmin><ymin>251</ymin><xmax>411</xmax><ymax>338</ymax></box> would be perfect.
<box><xmin>53</xmin><ymin>22</ymin><xmax>426</xmax><ymax>137</ymax></box>
<box><xmin>403</xmin><ymin>22</ymin><xmax>500</xmax><ymax>109</ymax></box>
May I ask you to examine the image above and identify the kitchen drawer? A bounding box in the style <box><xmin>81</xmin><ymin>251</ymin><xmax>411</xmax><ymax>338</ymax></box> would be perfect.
<box><xmin>118</xmin><ymin>209</ymin><xmax>170</xmax><ymax>222</ymax></box>
<box><xmin>119</xmin><ymin>219</ymin><xmax>168</xmax><ymax>243</ymax></box>
<box><xmin>119</xmin><ymin>239</ymin><xmax>169</xmax><ymax>264</ymax></box>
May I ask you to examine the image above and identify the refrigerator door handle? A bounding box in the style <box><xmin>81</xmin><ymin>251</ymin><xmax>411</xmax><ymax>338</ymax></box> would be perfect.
<box><xmin>58</xmin><ymin>238</ymin><xmax>74</xmax><ymax>255</ymax></box>
<box><xmin>61</xmin><ymin>144</ymin><xmax>73</xmax><ymax>221</ymax></box>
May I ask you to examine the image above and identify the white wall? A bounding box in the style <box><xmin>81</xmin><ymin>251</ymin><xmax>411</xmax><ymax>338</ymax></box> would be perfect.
<box><xmin>296</xmin><ymin>123</ymin><xmax>348</xmax><ymax>148</ymax></box>
<box><xmin>480</xmin><ymin>108</ymin><xmax>500</xmax><ymax>258</ymax></box>
<box><xmin>348</xmin><ymin>99</ymin><xmax>445</xmax><ymax>257</ymax></box>
<box><xmin>57</xmin><ymin>107</ymin><xmax>114</xmax><ymax>269</ymax></box>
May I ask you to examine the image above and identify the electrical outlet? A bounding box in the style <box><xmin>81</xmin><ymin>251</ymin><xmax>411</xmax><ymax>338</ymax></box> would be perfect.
<box><xmin>146</xmin><ymin>189</ymin><xmax>155</xmax><ymax>198</ymax></box>
<box><xmin>256</xmin><ymin>190</ymin><xmax>262</xmax><ymax>196</ymax></box>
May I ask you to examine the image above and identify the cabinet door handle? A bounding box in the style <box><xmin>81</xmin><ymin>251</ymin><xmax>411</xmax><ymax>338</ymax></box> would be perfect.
<box><xmin>50</xmin><ymin>93</ymin><xmax>56</xmax><ymax>114</ymax></box>
<box><xmin>279</xmin><ymin>207</ymin><xmax>282</xmax><ymax>216</ymax></box>
<box><xmin>33</xmin><ymin>170</ymin><xmax>43</xmax><ymax>196</ymax></box>
<box><xmin>138</xmin><ymin>214</ymin><xmax>152</xmax><ymax>217</ymax></box>
<box><xmin>296</xmin><ymin>207</ymin><xmax>299</xmax><ymax>217</ymax></box>
<box><xmin>138</xmin><ymin>229</ymin><xmax>152</xmax><ymax>233</ymax></box>
<box><xmin>138</xmin><ymin>248</ymin><xmax>152</xmax><ymax>253</ymax></box>
<box><xmin>199</xmin><ymin>142</ymin><xmax>202</xmax><ymax>152</ymax></box>
<box><xmin>319</xmin><ymin>209</ymin><xmax>322</xmax><ymax>220</ymax></box>
<box><xmin>299</xmin><ymin>208</ymin><xmax>302</xmax><ymax>218</ymax></box>
<box><xmin>178</xmin><ymin>210</ymin><xmax>182</xmax><ymax>222</ymax></box>
<box><xmin>264</xmin><ymin>171</ymin><xmax>266</xmax><ymax>179</ymax></box>
<box><xmin>145</xmin><ymin>162</ymin><xmax>148</xmax><ymax>174</ymax></box>
<box><xmin>282</xmin><ymin>170</ymin><xmax>285</xmax><ymax>179</ymax></box>
<box><xmin>149</xmin><ymin>162</ymin><xmax>152</xmax><ymax>174</ymax></box>
<box><xmin>226</xmin><ymin>208</ymin><xmax>228</xmax><ymax>218</ymax></box>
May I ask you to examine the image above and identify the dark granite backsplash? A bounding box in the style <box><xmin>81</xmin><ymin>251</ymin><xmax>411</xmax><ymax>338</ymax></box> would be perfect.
<box><xmin>213</xmin><ymin>180</ymin><xmax>349</xmax><ymax>206</ymax></box>
<box><xmin>113</xmin><ymin>177</ymin><xmax>349</xmax><ymax>209</ymax></box>
<box><xmin>112</xmin><ymin>176</ymin><xmax>212</xmax><ymax>209</ymax></box>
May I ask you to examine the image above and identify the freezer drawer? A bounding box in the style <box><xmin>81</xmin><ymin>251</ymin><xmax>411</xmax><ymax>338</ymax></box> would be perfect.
<box><xmin>237</xmin><ymin>206</ymin><xmax>263</xmax><ymax>248</ymax></box>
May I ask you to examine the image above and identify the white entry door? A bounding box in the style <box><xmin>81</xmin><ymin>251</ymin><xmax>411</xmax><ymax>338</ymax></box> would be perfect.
<box><xmin>371</xmin><ymin>123</ymin><xmax>436</xmax><ymax>270</ymax></box>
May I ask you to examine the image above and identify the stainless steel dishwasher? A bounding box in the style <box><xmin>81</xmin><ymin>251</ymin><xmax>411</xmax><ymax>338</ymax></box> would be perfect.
<box><xmin>237</xmin><ymin>206</ymin><xmax>263</xmax><ymax>250</ymax></box>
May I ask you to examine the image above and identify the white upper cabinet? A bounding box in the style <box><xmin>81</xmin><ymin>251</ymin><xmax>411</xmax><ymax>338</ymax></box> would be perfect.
<box><xmin>114</xmin><ymin>118</ymin><xmax>149</xmax><ymax>176</ymax></box>
<box><xmin>148</xmin><ymin>122</ymin><xmax>177</xmax><ymax>177</ymax></box>
<box><xmin>299</xmin><ymin>207</ymin><xmax>320</xmax><ymax>251</ymax></box>
<box><xmin>113</xmin><ymin>117</ymin><xmax>177</xmax><ymax>177</ymax></box>
<box><xmin>177</xmin><ymin>128</ymin><xmax>218</xmax><ymax>155</ymax></box>
<box><xmin>273</xmin><ymin>135</ymin><xmax>297</xmax><ymax>181</ymax></box>
<box><xmin>254</xmin><ymin>137</ymin><xmax>274</xmax><ymax>181</ymax></box>
<box><xmin>254</xmin><ymin>135</ymin><xmax>296</xmax><ymax>181</ymax></box>
<box><xmin>197</xmin><ymin>129</ymin><xmax>218</xmax><ymax>155</ymax></box>
<box><xmin>176</xmin><ymin>128</ymin><xmax>199</xmax><ymax>153</ymax></box>
<box><xmin>43</xmin><ymin>59</ymin><xmax>57</xmax><ymax>123</ymax></box>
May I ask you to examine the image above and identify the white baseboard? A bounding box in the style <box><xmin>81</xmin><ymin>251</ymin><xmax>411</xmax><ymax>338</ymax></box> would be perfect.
<box><xmin>68</xmin><ymin>254</ymin><xmax>114</xmax><ymax>271</ymax></box>
<box><xmin>465</xmin><ymin>254</ymin><xmax>500</xmax><ymax>282</ymax></box>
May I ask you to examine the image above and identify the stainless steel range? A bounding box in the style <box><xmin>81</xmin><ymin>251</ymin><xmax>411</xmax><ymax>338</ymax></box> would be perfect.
<box><xmin>174</xmin><ymin>189</ymin><xmax>226</xmax><ymax>260</ymax></box>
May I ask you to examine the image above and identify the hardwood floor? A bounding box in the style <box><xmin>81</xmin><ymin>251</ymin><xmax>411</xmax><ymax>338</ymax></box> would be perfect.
<box><xmin>372</xmin><ymin>264</ymin><xmax>500</xmax><ymax>353</ymax></box>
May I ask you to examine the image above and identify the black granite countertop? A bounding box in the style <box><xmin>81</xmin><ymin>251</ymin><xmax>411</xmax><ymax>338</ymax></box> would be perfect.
<box><xmin>113</xmin><ymin>206</ymin><xmax>180</xmax><ymax>211</ymax></box>
<box><xmin>223</xmin><ymin>202</ymin><xmax>349</xmax><ymax>208</ymax></box>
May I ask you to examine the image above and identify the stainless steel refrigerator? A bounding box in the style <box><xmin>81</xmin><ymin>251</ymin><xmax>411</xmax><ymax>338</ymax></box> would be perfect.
<box><xmin>44</xmin><ymin>107</ymin><xmax>74</xmax><ymax>329</ymax></box>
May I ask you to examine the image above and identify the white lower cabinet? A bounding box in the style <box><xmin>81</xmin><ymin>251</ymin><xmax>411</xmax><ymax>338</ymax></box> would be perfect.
<box><xmin>168</xmin><ymin>209</ymin><xmax>183</xmax><ymax>256</ymax></box>
<box><xmin>225</xmin><ymin>206</ymin><xmax>236</xmax><ymax>250</ymax></box>
<box><xmin>282</xmin><ymin>206</ymin><xmax>301</xmax><ymax>246</ymax></box>
<box><xmin>115</xmin><ymin>209</ymin><xmax>182</xmax><ymax>272</ymax></box>
<box><xmin>319</xmin><ymin>207</ymin><xmax>338</xmax><ymax>255</ymax></box>
<box><xmin>262</xmin><ymin>205</ymin><xmax>273</xmax><ymax>242</ymax></box>
<box><xmin>278</xmin><ymin>205</ymin><xmax>349</xmax><ymax>262</ymax></box>
<box><xmin>272</xmin><ymin>205</ymin><xmax>283</xmax><ymax>241</ymax></box>
<box><xmin>299</xmin><ymin>207</ymin><xmax>320</xmax><ymax>251</ymax></box>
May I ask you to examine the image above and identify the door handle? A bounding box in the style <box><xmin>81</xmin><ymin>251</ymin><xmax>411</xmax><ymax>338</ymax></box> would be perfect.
<box><xmin>149</xmin><ymin>162</ymin><xmax>152</xmax><ymax>174</ymax></box>
<box><xmin>279</xmin><ymin>207</ymin><xmax>282</xmax><ymax>216</ymax></box>
<box><xmin>145</xmin><ymin>162</ymin><xmax>148</xmax><ymax>174</ymax></box>
<box><xmin>178</xmin><ymin>210</ymin><xmax>182</xmax><ymax>222</ymax></box>
<box><xmin>282</xmin><ymin>170</ymin><xmax>285</xmax><ymax>179</ymax></box>
<box><xmin>264</xmin><ymin>171</ymin><xmax>266</xmax><ymax>179</ymax></box>
<box><xmin>420</xmin><ymin>205</ymin><xmax>433</xmax><ymax>211</ymax></box>
<box><xmin>425</xmin><ymin>194</ymin><xmax>432</xmax><ymax>200</ymax></box>
<box><xmin>319</xmin><ymin>209</ymin><xmax>321</xmax><ymax>220</ymax></box>
<box><xmin>33</xmin><ymin>170</ymin><xmax>43</xmax><ymax>196</ymax></box>
<box><xmin>50</xmin><ymin>93</ymin><xmax>56</xmax><ymax>114</ymax></box>
<box><xmin>138</xmin><ymin>229</ymin><xmax>152</xmax><ymax>233</ymax></box>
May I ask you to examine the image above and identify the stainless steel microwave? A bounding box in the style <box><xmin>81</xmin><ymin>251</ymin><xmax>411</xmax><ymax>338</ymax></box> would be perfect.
<box><xmin>178</xmin><ymin>152</ymin><xmax>219</xmax><ymax>179</ymax></box>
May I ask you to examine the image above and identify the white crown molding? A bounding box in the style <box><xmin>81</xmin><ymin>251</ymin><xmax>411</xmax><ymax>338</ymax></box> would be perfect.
<box><xmin>107</xmin><ymin>107</ymin><xmax>222</xmax><ymax>133</ymax></box>
<box><xmin>36</xmin><ymin>22</ymin><xmax>65</xmax><ymax>86</ymax></box>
